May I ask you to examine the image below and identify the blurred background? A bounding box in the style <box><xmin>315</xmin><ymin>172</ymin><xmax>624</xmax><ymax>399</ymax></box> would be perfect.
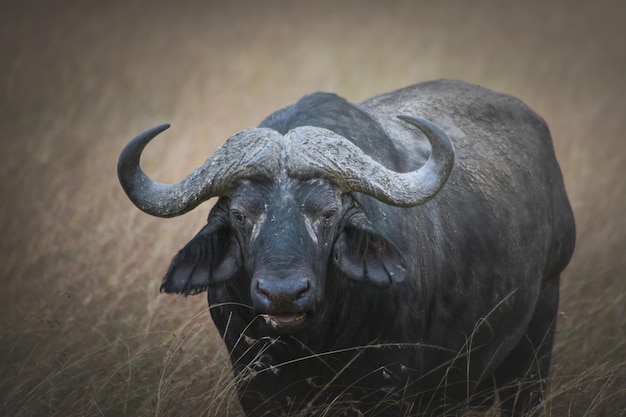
<box><xmin>1</xmin><ymin>0</ymin><xmax>624</xmax><ymax>415</ymax></box>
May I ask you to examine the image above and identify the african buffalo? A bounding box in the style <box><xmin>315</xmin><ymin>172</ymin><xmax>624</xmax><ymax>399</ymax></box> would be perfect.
<box><xmin>118</xmin><ymin>79</ymin><xmax>575</xmax><ymax>416</ymax></box>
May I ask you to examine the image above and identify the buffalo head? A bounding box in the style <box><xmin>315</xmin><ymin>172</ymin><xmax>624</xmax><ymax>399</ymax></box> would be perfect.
<box><xmin>117</xmin><ymin>116</ymin><xmax>454</xmax><ymax>333</ymax></box>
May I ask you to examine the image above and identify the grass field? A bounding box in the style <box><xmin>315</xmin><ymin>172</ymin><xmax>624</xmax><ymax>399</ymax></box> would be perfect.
<box><xmin>1</xmin><ymin>0</ymin><xmax>624</xmax><ymax>415</ymax></box>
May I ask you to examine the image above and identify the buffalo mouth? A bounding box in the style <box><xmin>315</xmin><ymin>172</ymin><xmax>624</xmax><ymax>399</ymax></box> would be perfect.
<box><xmin>261</xmin><ymin>312</ymin><xmax>308</xmax><ymax>332</ymax></box>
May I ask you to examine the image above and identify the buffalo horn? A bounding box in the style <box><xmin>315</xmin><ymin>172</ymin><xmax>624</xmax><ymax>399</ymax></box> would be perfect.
<box><xmin>285</xmin><ymin>115</ymin><xmax>454</xmax><ymax>207</ymax></box>
<box><xmin>117</xmin><ymin>124</ymin><xmax>282</xmax><ymax>217</ymax></box>
<box><xmin>118</xmin><ymin>116</ymin><xmax>453</xmax><ymax>217</ymax></box>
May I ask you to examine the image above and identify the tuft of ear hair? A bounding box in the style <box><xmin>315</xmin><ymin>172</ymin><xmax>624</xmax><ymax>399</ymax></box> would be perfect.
<box><xmin>332</xmin><ymin>215</ymin><xmax>406</xmax><ymax>286</ymax></box>
<box><xmin>161</xmin><ymin>223</ymin><xmax>240</xmax><ymax>295</ymax></box>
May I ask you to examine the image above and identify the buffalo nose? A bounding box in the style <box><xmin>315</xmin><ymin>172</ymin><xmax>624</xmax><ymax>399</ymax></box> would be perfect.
<box><xmin>253</xmin><ymin>276</ymin><xmax>313</xmax><ymax>312</ymax></box>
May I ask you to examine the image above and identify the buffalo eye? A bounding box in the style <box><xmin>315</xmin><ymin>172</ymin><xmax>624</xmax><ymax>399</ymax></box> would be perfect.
<box><xmin>321</xmin><ymin>209</ymin><xmax>337</xmax><ymax>225</ymax></box>
<box><xmin>231</xmin><ymin>209</ymin><xmax>247</xmax><ymax>225</ymax></box>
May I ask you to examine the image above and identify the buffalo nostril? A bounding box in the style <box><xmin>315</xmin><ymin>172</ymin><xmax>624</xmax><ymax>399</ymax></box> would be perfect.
<box><xmin>297</xmin><ymin>281</ymin><xmax>311</xmax><ymax>299</ymax></box>
<box><xmin>256</xmin><ymin>280</ymin><xmax>270</xmax><ymax>300</ymax></box>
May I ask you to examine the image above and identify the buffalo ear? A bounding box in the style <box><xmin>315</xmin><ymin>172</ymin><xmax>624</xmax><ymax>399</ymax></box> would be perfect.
<box><xmin>332</xmin><ymin>217</ymin><xmax>406</xmax><ymax>286</ymax></box>
<box><xmin>160</xmin><ymin>223</ymin><xmax>240</xmax><ymax>295</ymax></box>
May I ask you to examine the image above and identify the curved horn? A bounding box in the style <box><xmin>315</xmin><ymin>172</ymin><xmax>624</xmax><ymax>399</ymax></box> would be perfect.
<box><xmin>285</xmin><ymin>115</ymin><xmax>454</xmax><ymax>207</ymax></box>
<box><xmin>117</xmin><ymin>124</ymin><xmax>282</xmax><ymax>217</ymax></box>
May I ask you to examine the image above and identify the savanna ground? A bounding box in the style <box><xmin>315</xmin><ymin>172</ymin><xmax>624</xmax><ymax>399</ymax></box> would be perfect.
<box><xmin>0</xmin><ymin>0</ymin><xmax>624</xmax><ymax>416</ymax></box>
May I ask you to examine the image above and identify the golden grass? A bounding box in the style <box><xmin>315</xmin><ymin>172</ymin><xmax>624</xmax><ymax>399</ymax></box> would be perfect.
<box><xmin>1</xmin><ymin>0</ymin><xmax>624</xmax><ymax>415</ymax></box>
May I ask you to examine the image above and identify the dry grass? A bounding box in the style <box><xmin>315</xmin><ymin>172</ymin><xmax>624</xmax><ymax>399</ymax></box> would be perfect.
<box><xmin>1</xmin><ymin>0</ymin><xmax>624</xmax><ymax>416</ymax></box>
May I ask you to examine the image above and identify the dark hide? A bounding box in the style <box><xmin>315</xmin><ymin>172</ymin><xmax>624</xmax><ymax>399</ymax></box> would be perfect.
<box><xmin>160</xmin><ymin>80</ymin><xmax>575</xmax><ymax>416</ymax></box>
